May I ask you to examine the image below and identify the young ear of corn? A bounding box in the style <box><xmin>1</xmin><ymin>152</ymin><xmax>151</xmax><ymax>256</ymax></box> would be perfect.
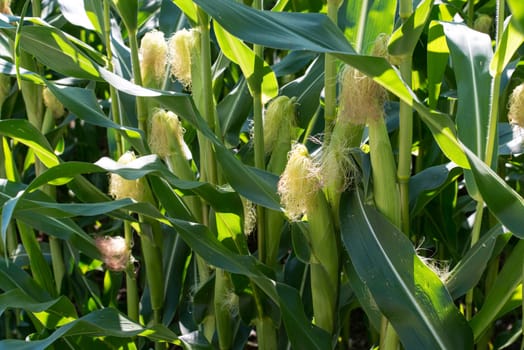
<box><xmin>278</xmin><ymin>144</ymin><xmax>339</xmax><ymax>333</ymax></box>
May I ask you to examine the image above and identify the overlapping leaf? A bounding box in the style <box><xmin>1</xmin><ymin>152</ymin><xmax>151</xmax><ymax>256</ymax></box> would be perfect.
<box><xmin>340</xmin><ymin>190</ymin><xmax>473</xmax><ymax>350</ymax></box>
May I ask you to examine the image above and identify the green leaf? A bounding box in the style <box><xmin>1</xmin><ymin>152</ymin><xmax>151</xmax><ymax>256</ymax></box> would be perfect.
<box><xmin>44</xmin><ymin>82</ymin><xmax>147</xmax><ymax>154</ymax></box>
<box><xmin>507</xmin><ymin>0</ymin><xmax>524</xmax><ymax>33</ymax></box>
<box><xmin>441</xmin><ymin>21</ymin><xmax>492</xmax><ymax>199</ymax></box>
<box><xmin>0</xmin><ymin>258</ymin><xmax>51</xmax><ymax>302</ymax></box>
<box><xmin>111</xmin><ymin>0</ymin><xmax>138</xmax><ymax>32</ymax></box>
<box><xmin>342</xmin><ymin>0</ymin><xmax>397</xmax><ymax>53</ymax></box>
<box><xmin>0</xmin><ymin>289</ymin><xmax>77</xmax><ymax>328</ymax></box>
<box><xmin>280</xmin><ymin>56</ymin><xmax>324</xmax><ymax>129</ymax></box>
<box><xmin>166</xmin><ymin>217</ymin><xmax>278</xmax><ymax>303</ymax></box>
<box><xmin>14</xmin><ymin>25</ymin><xmax>101</xmax><ymax>80</ymax></box>
<box><xmin>446</xmin><ymin>225</ymin><xmax>507</xmax><ymax>299</ymax></box>
<box><xmin>340</xmin><ymin>190</ymin><xmax>473</xmax><ymax>350</ymax></box>
<box><xmin>409</xmin><ymin>163</ymin><xmax>462</xmax><ymax>216</ymax></box>
<box><xmin>490</xmin><ymin>18</ymin><xmax>524</xmax><ymax>76</ymax></box>
<box><xmin>389</xmin><ymin>0</ymin><xmax>434</xmax><ymax>57</ymax></box>
<box><xmin>0</xmin><ymin>120</ymin><xmax>59</xmax><ymax>168</ymax></box>
<box><xmin>214</xmin><ymin>22</ymin><xmax>278</xmax><ymax>104</ymax></box>
<box><xmin>194</xmin><ymin>0</ymin><xmax>470</xmax><ymax>168</ymax></box>
<box><xmin>0</xmin><ymin>308</ymin><xmax>177</xmax><ymax>349</ymax></box>
<box><xmin>172</xmin><ymin>0</ymin><xmax>198</xmax><ymax>24</ymax></box>
<box><xmin>57</xmin><ymin>0</ymin><xmax>99</xmax><ymax>32</ymax></box>
<box><xmin>194</xmin><ymin>0</ymin><xmax>354</xmax><ymax>53</ymax></box>
<box><xmin>217</xmin><ymin>78</ymin><xmax>251</xmax><ymax>146</ymax></box>
<box><xmin>427</xmin><ymin>21</ymin><xmax>449</xmax><ymax>108</ymax></box>
<box><xmin>276</xmin><ymin>283</ymin><xmax>331</xmax><ymax>350</ymax></box>
<box><xmin>470</xmin><ymin>240</ymin><xmax>524</xmax><ymax>341</ymax></box>
<box><xmin>465</xmin><ymin>147</ymin><xmax>524</xmax><ymax>238</ymax></box>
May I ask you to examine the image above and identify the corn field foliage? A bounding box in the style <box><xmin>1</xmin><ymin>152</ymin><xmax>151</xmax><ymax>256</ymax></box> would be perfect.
<box><xmin>0</xmin><ymin>0</ymin><xmax>524</xmax><ymax>349</ymax></box>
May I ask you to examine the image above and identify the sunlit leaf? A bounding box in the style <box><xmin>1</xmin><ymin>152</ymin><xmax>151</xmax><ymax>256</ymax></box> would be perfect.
<box><xmin>441</xmin><ymin>21</ymin><xmax>492</xmax><ymax>199</ymax></box>
<box><xmin>342</xmin><ymin>0</ymin><xmax>397</xmax><ymax>54</ymax></box>
<box><xmin>470</xmin><ymin>240</ymin><xmax>524</xmax><ymax>341</ymax></box>
<box><xmin>214</xmin><ymin>22</ymin><xmax>278</xmax><ymax>104</ymax></box>
<box><xmin>490</xmin><ymin>18</ymin><xmax>524</xmax><ymax>76</ymax></box>
<box><xmin>389</xmin><ymin>0</ymin><xmax>434</xmax><ymax>57</ymax></box>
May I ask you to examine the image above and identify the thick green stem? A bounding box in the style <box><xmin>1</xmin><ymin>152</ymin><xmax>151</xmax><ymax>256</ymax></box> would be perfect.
<box><xmin>214</xmin><ymin>268</ymin><xmax>233</xmax><ymax>350</ymax></box>
<box><xmin>323</xmin><ymin>0</ymin><xmax>339</xmax><ymax>144</ymax></box>
<box><xmin>139</xmin><ymin>219</ymin><xmax>164</xmax><ymax>322</ymax></box>
<box><xmin>397</xmin><ymin>58</ymin><xmax>413</xmax><ymax>236</ymax></box>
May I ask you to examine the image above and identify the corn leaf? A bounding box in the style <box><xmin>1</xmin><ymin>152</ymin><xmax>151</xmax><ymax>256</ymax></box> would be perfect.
<box><xmin>340</xmin><ymin>190</ymin><xmax>473</xmax><ymax>350</ymax></box>
<box><xmin>0</xmin><ymin>308</ymin><xmax>178</xmax><ymax>349</ymax></box>
<box><xmin>13</xmin><ymin>26</ymin><xmax>101</xmax><ymax>80</ymax></box>
<box><xmin>490</xmin><ymin>18</ymin><xmax>524</xmax><ymax>76</ymax></box>
<box><xmin>507</xmin><ymin>0</ymin><xmax>524</xmax><ymax>33</ymax></box>
<box><xmin>110</xmin><ymin>0</ymin><xmax>137</xmax><ymax>32</ymax></box>
<box><xmin>193</xmin><ymin>0</ymin><xmax>470</xmax><ymax>169</ymax></box>
<box><xmin>469</xmin><ymin>240</ymin><xmax>524</xmax><ymax>340</ymax></box>
<box><xmin>389</xmin><ymin>0</ymin><xmax>434</xmax><ymax>57</ymax></box>
<box><xmin>465</xmin><ymin>147</ymin><xmax>524</xmax><ymax>238</ymax></box>
<box><xmin>214</xmin><ymin>22</ymin><xmax>278</xmax><ymax>104</ymax></box>
<box><xmin>441</xmin><ymin>21</ymin><xmax>493</xmax><ymax>199</ymax></box>
<box><xmin>342</xmin><ymin>0</ymin><xmax>397</xmax><ymax>54</ymax></box>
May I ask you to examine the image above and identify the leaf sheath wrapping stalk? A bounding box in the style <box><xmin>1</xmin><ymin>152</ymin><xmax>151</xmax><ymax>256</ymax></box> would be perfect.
<box><xmin>307</xmin><ymin>191</ymin><xmax>339</xmax><ymax>333</ymax></box>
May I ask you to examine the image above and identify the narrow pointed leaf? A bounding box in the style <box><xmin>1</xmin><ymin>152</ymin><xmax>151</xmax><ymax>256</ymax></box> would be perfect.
<box><xmin>427</xmin><ymin>21</ymin><xmax>449</xmax><ymax>108</ymax></box>
<box><xmin>0</xmin><ymin>289</ymin><xmax>77</xmax><ymax>327</ymax></box>
<box><xmin>340</xmin><ymin>190</ymin><xmax>473</xmax><ymax>350</ymax></box>
<box><xmin>276</xmin><ymin>283</ymin><xmax>331</xmax><ymax>350</ymax></box>
<box><xmin>441</xmin><ymin>22</ymin><xmax>492</xmax><ymax>199</ymax></box>
<box><xmin>0</xmin><ymin>308</ymin><xmax>177</xmax><ymax>349</ymax></box>
<box><xmin>465</xmin><ymin>147</ymin><xmax>524</xmax><ymax>238</ymax></box>
<box><xmin>14</xmin><ymin>26</ymin><xmax>101</xmax><ymax>80</ymax></box>
<box><xmin>470</xmin><ymin>240</ymin><xmax>524</xmax><ymax>340</ymax></box>
<box><xmin>0</xmin><ymin>120</ymin><xmax>59</xmax><ymax>168</ymax></box>
<box><xmin>389</xmin><ymin>0</ymin><xmax>434</xmax><ymax>57</ymax></box>
<box><xmin>490</xmin><ymin>18</ymin><xmax>524</xmax><ymax>76</ymax></box>
<box><xmin>446</xmin><ymin>225</ymin><xmax>507</xmax><ymax>299</ymax></box>
<box><xmin>507</xmin><ymin>0</ymin><xmax>524</xmax><ymax>33</ymax></box>
<box><xmin>214</xmin><ymin>22</ymin><xmax>278</xmax><ymax>104</ymax></box>
<box><xmin>111</xmin><ymin>0</ymin><xmax>137</xmax><ymax>32</ymax></box>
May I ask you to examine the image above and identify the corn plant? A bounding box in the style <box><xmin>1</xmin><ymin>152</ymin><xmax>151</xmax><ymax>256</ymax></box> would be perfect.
<box><xmin>0</xmin><ymin>0</ymin><xmax>524</xmax><ymax>349</ymax></box>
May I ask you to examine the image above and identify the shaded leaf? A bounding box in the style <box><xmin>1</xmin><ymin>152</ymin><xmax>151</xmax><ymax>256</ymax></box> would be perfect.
<box><xmin>276</xmin><ymin>283</ymin><xmax>331</xmax><ymax>350</ymax></box>
<box><xmin>465</xmin><ymin>147</ymin><xmax>524</xmax><ymax>238</ymax></box>
<box><xmin>470</xmin><ymin>240</ymin><xmax>524</xmax><ymax>341</ymax></box>
<box><xmin>446</xmin><ymin>225</ymin><xmax>507</xmax><ymax>299</ymax></box>
<box><xmin>340</xmin><ymin>190</ymin><xmax>473</xmax><ymax>350</ymax></box>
